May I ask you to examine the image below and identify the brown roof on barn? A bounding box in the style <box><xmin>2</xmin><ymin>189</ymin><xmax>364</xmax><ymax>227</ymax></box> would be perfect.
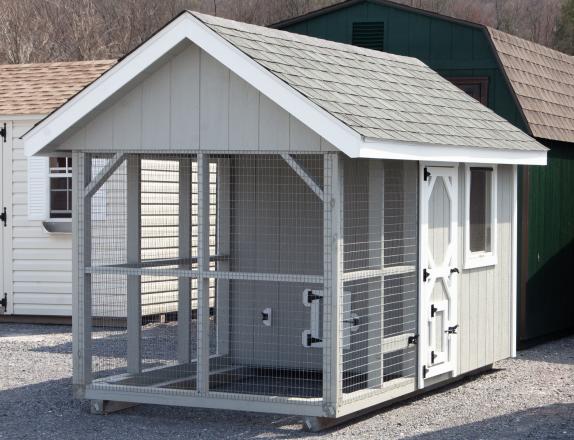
<box><xmin>0</xmin><ymin>60</ymin><xmax>116</xmax><ymax>116</ymax></box>
<box><xmin>488</xmin><ymin>28</ymin><xmax>574</xmax><ymax>143</ymax></box>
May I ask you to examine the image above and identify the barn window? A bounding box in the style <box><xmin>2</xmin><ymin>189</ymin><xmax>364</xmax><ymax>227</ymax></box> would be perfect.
<box><xmin>49</xmin><ymin>157</ymin><xmax>72</xmax><ymax>219</ymax></box>
<box><xmin>352</xmin><ymin>22</ymin><xmax>385</xmax><ymax>51</ymax></box>
<box><xmin>447</xmin><ymin>77</ymin><xmax>489</xmax><ymax>105</ymax></box>
<box><xmin>464</xmin><ymin>165</ymin><xmax>497</xmax><ymax>268</ymax></box>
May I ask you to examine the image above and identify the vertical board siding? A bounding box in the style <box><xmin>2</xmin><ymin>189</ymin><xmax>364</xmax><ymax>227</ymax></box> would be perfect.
<box><xmin>9</xmin><ymin>120</ymin><xmax>73</xmax><ymax>316</ymax></box>
<box><xmin>457</xmin><ymin>165</ymin><xmax>513</xmax><ymax>375</ymax></box>
<box><xmin>52</xmin><ymin>43</ymin><xmax>327</xmax><ymax>152</ymax></box>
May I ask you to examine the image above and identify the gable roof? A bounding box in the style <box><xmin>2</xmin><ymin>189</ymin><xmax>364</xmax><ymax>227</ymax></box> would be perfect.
<box><xmin>0</xmin><ymin>60</ymin><xmax>116</xmax><ymax>116</ymax></box>
<box><xmin>273</xmin><ymin>0</ymin><xmax>574</xmax><ymax>145</ymax></box>
<box><xmin>488</xmin><ymin>28</ymin><xmax>574</xmax><ymax>144</ymax></box>
<box><xmin>23</xmin><ymin>11</ymin><xmax>546</xmax><ymax>165</ymax></box>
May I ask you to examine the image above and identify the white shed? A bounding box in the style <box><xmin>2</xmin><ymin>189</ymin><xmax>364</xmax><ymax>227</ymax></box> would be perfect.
<box><xmin>0</xmin><ymin>60</ymin><xmax>113</xmax><ymax>319</ymax></box>
<box><xmin>24</xmin><ymin>12</ymin><xmax>547</xmax><ymax>430</ymax></box>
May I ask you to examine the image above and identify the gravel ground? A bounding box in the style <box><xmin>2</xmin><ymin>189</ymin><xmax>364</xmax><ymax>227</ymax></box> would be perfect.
<box><xmin>0</xmin><ymin>323</ymin><xmax>572</xmax><ymax>440</ymax></box>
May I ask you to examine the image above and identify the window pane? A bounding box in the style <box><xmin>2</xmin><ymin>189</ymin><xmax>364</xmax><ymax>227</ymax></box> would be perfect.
<box><xmin>469</xmin><ymin>168</ymin><xmax>492</xmax><ymax>253</ymax></box>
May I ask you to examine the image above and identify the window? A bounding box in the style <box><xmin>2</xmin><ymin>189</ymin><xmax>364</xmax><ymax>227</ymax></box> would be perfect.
<box><xmin>49</xmin><ymin>157</ymin><xmax>72</xmax><ymax>219</ymax></box>
<box><xmin>447</xmin><ymin>77</ymin><xmax>489</xmax><ymax>106</ymax></box>
<box><xmin>464</xmin><ymin>165</ymin><xmax>497</xmax><ymax>268</ymax></box>
<box><xmin>352</xmin><ymin>22</ymin><xmax>385</xmax><ymax>51</ymax></box>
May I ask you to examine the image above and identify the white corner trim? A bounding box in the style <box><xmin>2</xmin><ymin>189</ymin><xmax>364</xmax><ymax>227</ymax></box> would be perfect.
<box><xmin>23</xmin><ymin>12</ymin><xmax>362</xmax><ymax>158</ymax></box>
<box><xmin>510</xmin><ymin>164</ymin><xmax>518</xmax><ymax>357</ymax></box>
<box><xmin>463</xmin><ymin>164</ymin><xmax>498</xmax><ymax>270</ymax></box>
<box><xmin>361</xmin><ymin>138</ymin><xmax>547</xmax><ymax>165</ymax></box>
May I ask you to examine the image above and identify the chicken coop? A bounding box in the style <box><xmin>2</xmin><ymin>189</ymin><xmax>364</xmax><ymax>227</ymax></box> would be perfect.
<box><xmin>23</xmin><ymin>12</ymin><xmax>547</xmax><ymax>430</ymax></box>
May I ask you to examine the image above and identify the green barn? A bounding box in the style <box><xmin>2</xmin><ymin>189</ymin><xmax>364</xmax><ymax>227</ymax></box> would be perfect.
<box><xmin>275</xmin><ymin>0</ymin><xmax>574</xmax><ymax>346</ymax></box>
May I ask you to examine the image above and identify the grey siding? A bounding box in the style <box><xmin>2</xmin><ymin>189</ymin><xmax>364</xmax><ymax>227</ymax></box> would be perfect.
<box><xmin>54</xmin><ymin>44</ymin><xmax>336</xmax><ymax>153</ymax></box>
<box><xmin>457</xmin><ymin>164</ymin><xmax>513</xmax><ymax>375</ymax></box>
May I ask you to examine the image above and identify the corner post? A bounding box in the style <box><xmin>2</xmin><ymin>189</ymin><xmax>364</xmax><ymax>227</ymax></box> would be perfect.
<box><xmin>322</xmin><ymin>152</ymin><xmax>343</xmax><ymax>416</ymax></box>
<box><xmin>126</xmin><ymin>154</ymin><xmax>141</xmax><ymax>374</ymax></box>
<box><xmin>73</xmin><ymin>152</ymin><xmax>92</xmax><ymax>395</ymax></box>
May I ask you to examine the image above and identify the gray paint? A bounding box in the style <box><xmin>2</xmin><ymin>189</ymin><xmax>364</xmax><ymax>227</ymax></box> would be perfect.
<box><xmin>52</xmin><ymin>44</ymin><xmax>336</xmax><ymax>154</ymax></box>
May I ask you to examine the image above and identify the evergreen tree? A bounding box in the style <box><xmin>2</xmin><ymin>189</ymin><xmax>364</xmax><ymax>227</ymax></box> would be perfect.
<box><xmin>555</xmin><ymin>0</ymin><xmax>574</xmax><ymax>54</ymax></box>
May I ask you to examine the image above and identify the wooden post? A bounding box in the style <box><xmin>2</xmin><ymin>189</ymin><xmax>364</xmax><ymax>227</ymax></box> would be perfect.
<box><xmin>197</xmin><ymin>154</ymin><xmax>211</xmax><ymax>394</ymax></box>
<box><xmin>215</xmin><ymin>158</ymin><xmax>230</xmax><ymax>356</ymax></box>
<box><xmin>322</xmin><ymin>152</ymin><xmax>343</xmax><ymax>416</ymax></box>
<box><xmin>126</xmin><ymin>155</ymin><xmax>141</xmax><ymax>374</ymax></box>
<box><xmin>367</xmin><ymin>160</ymin><xmax>384</xmax><ymax>389</ymax></box>
<box><xmin>178</xmin><ymin>156</ymin><xmax>192</xmax><ymax>364</ymax></box>
<box><xmin>72</xmin><ymin>152</ymin><xmax>93</xmax><ymax>396</ymax></box>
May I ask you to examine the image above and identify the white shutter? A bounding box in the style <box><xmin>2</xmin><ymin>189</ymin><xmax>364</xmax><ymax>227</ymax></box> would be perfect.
<box><xmin>92</xmin><ymin>158</ymin><xmax>107</xmax><ymax>221</ymax></box>
<box><xmin>27</xmin><ymin>156</ymin><xmax>50</xmax><ymax>220</ymax></box>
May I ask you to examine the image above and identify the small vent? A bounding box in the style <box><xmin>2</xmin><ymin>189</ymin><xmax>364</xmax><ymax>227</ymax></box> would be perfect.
<box><xmin>352</xmin><ymin>22</ymin><xmax>385</xmax><ymax>51</ymax></box>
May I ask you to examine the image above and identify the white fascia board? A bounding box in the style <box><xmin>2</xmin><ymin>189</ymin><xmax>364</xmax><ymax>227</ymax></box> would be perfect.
<box><xmin>24</xmin><ymin>12</ymin><xmax>362</xmax><ymax>157</ymax></box>
<box><xmin>360</xmin><ymin>138</ymin><xmax>547</xmax><ymax>165</ymax></box>
<box><xmin>0</xmin><ymin>114</ymin><xmax>45</xmax><ymax>122</ymax></box>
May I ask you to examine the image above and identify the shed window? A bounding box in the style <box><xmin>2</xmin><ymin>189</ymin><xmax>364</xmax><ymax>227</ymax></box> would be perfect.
<box><xmin>49</xmin><ymin>157</ymin><xmax>72</xmax><ymax>219</ymax></box>
<box><xmin>464</xmin><ymin>165</ymin><xmax>497</xmax><ymax>268</ymax></box>
<box><xmin>352</xmin><ymin>22</ymin><xmax>385</xmax><ymax>51</ymax></box>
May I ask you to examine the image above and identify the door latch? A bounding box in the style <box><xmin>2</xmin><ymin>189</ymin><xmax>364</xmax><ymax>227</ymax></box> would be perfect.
<box><xmin>423</xmin><ymin>268</ymin><xmax>430</xmax><ymax>282</ymax></box>
<box><xmin>0</xmin><ymin>207</ymin><xmax>7</xmax><ymax>227</ymax></box>
<box><xmin>446</xmin><ymin>325</ymin><xmax>459</xmax><ymax>335</ymax></box>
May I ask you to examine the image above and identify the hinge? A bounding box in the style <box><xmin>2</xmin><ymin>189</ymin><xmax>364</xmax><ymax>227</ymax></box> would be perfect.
<box><xmin>305</xmin><ymin>333</ymin><xmax>323</xmax><ymax>347</ymax></box>
<box><xmin>423</xmin><ymin>167</ymin><xmax>431</xmax><ymax>181</ymax></box>
<box><xmin>0</xmin><ymin>293</ymin><xmax>7</xmax><ymax>313</ymax></box>
<box><xmin>0</xmin><ymin>207</ymin><xmax>6</xmax><ymax>227</ymax></box>
<box><xmin>0</xmin><ymin>123</ymin><xmax>6</xmax><ymax>143</ymax></box>
<box><xmin>430</xmin><ymin>304</ymin><xmax>437</xmax><ymax>318</ymax></box>
<box><xmin>422</xmin><ymin>365</ymin><xmax>428</xmax><ymax>378</ymax></box>
<box><xmin>431</xmin><ymin>350</ymin><xmax>437</xmax><ymax>364</ymax></box>
<box><xmin>423</xmin><ymin>268</ymin><xmax>430</xmax><ymax>282</ymax></box>
<box><xmin>408</xmin><ymin>334</ymin><xmax>419</xmax><ymax>345</ymax></box>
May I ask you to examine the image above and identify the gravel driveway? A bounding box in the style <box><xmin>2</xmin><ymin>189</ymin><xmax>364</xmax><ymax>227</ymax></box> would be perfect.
<box><xmin>0</xmin><ymin>323</ymin><xmax>572</xmax><ymax>439</ymax></box>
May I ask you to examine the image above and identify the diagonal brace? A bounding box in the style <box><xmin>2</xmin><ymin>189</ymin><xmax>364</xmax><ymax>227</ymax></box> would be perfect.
<box><xmin>84</xmin><ymin>152</ymin><xmax>126</xmax><ymax>199</ymax></box>
<box><xmin>280</xmin><ymin>153</ymin><xmax>324</xmax><ymax>201</ymax></box>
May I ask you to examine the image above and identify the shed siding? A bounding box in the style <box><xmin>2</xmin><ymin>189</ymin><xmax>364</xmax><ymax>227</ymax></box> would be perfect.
<box><xmin>54</xmin><ymin>45</ymin><xmax>334</xmax><ymax>153</ymax></box>
<box><xmin>10</xmin><ymin>120</ymin><xmax>73</xmax><ymax>316</ymax></box>
<box><xmin>457</xmin><ymin>164</ymin><xmax>513</xmax><ymax>375</ymax></box>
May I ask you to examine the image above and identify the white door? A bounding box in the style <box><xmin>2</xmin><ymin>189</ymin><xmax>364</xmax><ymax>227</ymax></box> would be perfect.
<box><xmin>419</xmin><ymin>164</ymin><xmax>458</xmax><ymax>383</ymax></box>
<box><xmin>0</xmin><ymin>121</ymin><xmax>11</xmax><ymax>314</ymax></box>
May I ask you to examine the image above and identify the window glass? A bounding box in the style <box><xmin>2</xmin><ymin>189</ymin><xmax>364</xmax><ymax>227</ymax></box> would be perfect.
<box><xmin>49</xmin><ymin>157</ymin><xmax>72</xmax><ymax>218</ymax></box>
<box><xmin>469</xmin><ymin>167</ymin><xmax>492</xmax><ymax>253</ymax></box>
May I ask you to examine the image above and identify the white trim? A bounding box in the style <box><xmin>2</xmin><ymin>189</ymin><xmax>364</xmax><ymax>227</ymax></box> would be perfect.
<box><xmin>0</xmin><ymin>114</ymin><xmax>45</xmax><ymax>122</ymax></box>
<box><xmin>511</xmin><ymin>164</ymin><xmax>518</xmax><ymax>357</ymax></box>
<box><xmin>361</xmin><ymin>139</ymin><xmax>547</xmax><ymax>165</ymax></box>
<box><xmin>463</xmin><ymin>164</ymin><xmax>498</xmax><ymax>270</ymax></box>
<box><xmin>22</xmin><ymin>12</ymin><xmax>547</xmax><ymax>167</ymax></box>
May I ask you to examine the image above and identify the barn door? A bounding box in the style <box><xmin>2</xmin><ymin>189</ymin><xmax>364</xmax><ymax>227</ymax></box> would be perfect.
<box><xmin>419</xmin><ymin>164</ymin><xmax>458</xmax><ymax>382</ymax></box>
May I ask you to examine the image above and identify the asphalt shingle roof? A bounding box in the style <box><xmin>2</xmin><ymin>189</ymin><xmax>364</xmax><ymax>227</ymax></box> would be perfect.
<box><xmin>193</xmin><ymin>12</ymin><xmax>546</xmax><ymax>152</ymax></box>
<box><xmin>0</xmin><ymin>60</ymin><xmax>116</xmax><ymax>116</ymax></box>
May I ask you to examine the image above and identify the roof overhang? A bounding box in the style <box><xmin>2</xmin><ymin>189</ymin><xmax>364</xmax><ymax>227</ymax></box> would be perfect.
<box><xmin>23</xmin><ymin>11</ymin><xmax>546</xmax><ymax>166</ymax></box>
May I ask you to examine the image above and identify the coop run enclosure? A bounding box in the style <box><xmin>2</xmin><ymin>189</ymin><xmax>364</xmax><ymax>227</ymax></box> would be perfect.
<box><xmin>74</xmin><ymin>151</ymin><xmax>418</xmax><ymax>417</ymax></box>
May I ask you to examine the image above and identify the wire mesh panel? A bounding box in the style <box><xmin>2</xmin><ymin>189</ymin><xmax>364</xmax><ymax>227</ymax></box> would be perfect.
<box><xmin>341</xmin><ymin>158</ymin><xmax>418</xmax><ymax>399</ymax></box>
<box><xmin>207</xmin><ymin>154</ymin><xmax>325</xmax><ymax>401</ymax></box>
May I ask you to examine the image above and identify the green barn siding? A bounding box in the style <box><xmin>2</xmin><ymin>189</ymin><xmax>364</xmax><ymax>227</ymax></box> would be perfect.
<box><xmin>525</xmin><ymin>142</ymin><xmax>574</xmax><ymax>340</ymax></box>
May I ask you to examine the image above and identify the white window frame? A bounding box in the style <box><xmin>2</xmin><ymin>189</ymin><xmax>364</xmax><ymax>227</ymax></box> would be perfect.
<box><xmin>464</xmin><ymin>164</ymin><xmax>497</xmax><ymax>269</ymax></box>
<box><xmin>48</xmin><ymin>156</ymin><xmax>73</xmax><ymax>221</ymax></box>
